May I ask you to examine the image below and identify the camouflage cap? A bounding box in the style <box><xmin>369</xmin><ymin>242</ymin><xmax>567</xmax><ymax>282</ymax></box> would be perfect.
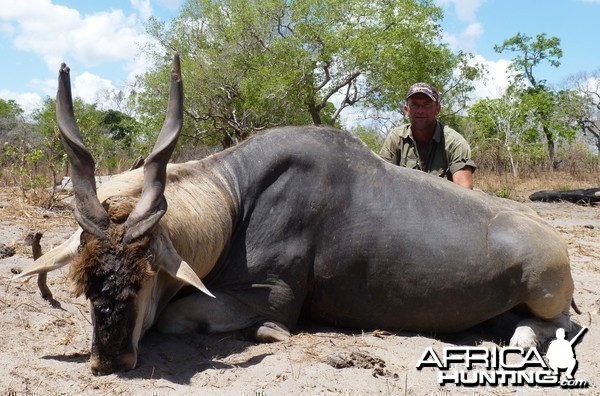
<box><xmin>406</xmin><ymin>82</ymin><xmax>439</xmax><ymax>103</ymax></box>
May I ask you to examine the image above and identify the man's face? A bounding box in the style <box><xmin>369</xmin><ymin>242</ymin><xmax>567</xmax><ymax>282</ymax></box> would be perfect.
<box><xmin>403</xmin><ymin>93</ymin><xmax>441</xmax><ymax>132</ymax></box>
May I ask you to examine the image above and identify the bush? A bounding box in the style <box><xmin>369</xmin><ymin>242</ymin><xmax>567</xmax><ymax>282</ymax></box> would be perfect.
<box><xmin>0</xmin><ymin>140</ymin><xmax>59</xmax><ymax>207</ymax></box>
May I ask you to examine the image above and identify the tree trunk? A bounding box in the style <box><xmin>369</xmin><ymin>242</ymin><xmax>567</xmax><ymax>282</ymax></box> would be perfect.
<box><xmin>543</xmin><ymin>126</ymin><xmax>555</xmax><ymax>170</ymax></box>
<box><xmin>505</xmin><ymin>144</ymin><xmax>518</xmax><ymax>177</ymax></box>
<box><xmin>308</xmin><ymin>103</ymin><xmax>322</xmax><ymax>126</ymax></box>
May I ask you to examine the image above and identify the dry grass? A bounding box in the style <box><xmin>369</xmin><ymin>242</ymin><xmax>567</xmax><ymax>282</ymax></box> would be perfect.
<box><xmin>0</xmin><ymin>187</ymin><xmax>73</xmax><ymax>219</ymax></box>
<box><xmin>474</xmin><ymin>170</ymin><xmax>600</xmax><ymax>202</ymax></box>
<box><xmin>0</xmin><ymin>187</ymin><xmax>76</xmax><ymax>257</ymax></box>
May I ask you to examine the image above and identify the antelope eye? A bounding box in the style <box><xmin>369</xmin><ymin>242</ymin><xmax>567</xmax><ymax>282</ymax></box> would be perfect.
<box><xmin>92</xmin><ymin>299</ymin><xmax>112</xmax><ymax>315</ymax></box>
<box><xmin>100</xmin><ymin>306</ymin><xmax>112</xmax><ymax>315</ymax></box>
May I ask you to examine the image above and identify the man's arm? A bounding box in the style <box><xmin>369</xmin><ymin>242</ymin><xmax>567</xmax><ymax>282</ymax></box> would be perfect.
<box><xmin>452</xmin><ymin>167</ymin><xmax>474</xmax><ymax>189</ymax></box>
<box><xmin>444</xmin><ymin>127</ymin><xmax>476</xmax><ymax>189</ymax></box>
<box><xmin>378</xmin><ymin>131</ymin><xmax>399</xmax><ymax>164</ymax></box>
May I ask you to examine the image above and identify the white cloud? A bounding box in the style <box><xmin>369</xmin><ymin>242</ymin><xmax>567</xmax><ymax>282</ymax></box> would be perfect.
<box><xmin>2</xmin><ymin>71</ymin><xmax>118</xmax><ymax>116</ymax></box>
<box><xmin>452</xmin><ymin>0</ymin><xmax>485</xmax><ymax>21</ymax></box>
<box><xmin>436</xmin><ymin>0</ymin><xmax>487</xmax><ymax>22</ymax></box>
<box><xmin>0</xmin><ymin>1</ymin><xmax>162</xmax><ymax>114</ymax></box>
<box><xmin>443</xmin><ymin>22</ymin><xmax>483</xmax><ymax>52</ymax></box>
<box><xmin>0</xmin><ymin>89</ymin><xmax>44</xmax><ymax>116</ymax></box>
<box><xmin>470</xmin><ymin>55</ymin><xmax>514</xmax><ymax>100</ymax></box>
<box><xmin>131</xmin><ymin>0</ymin><xmax>153</xmax><ymax>21</ymax></box>
<box><xmin>123</xmin><ymin>53</ymin><xmax>156</xmax><ymax>85</ymax></box>
<box><xmin>435</xmin><ymin>0</ymin><xmax>514</xmax><ymax>101</ymax></box>
<box><xmin>72</xmin><ymin>72</ymin><xmax>117</xmax><ymax>107</ymax></box>
<box><xmin>0</xmin><ymin>1</ymin><xmax>152</xmax><ymax>71</ymax></box>
<box><xmin>0</xmin><ymin>21</ymin><xmax>15</xmax><ymax>35</ymax></box>
<box><xmin>436</xmin><ymin>0</ymin><xmax>486</xmax><ymax>52</ymax></box>
<box><xmin>29</xmin><ymin>77</ymin><xmax>58</xmax><ymax>98</ymax></box>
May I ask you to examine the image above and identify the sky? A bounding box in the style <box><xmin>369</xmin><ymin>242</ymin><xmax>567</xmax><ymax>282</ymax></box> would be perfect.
<box><xmin>1</xmin><ymin>0</ymin><xmax>599</xmax><ymax>119</ymax></box>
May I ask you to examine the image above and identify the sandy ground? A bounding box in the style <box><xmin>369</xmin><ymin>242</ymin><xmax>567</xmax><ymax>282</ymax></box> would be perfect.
<box><xmin>0</xmin><ymin>188</ymin><xmax>598</xmax><ymax>395</ymax></box>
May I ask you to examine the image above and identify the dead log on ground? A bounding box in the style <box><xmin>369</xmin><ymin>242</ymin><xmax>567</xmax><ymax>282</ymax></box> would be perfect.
<box><xmin>529</xmin><ymin>187</ymin><xmax>600</xmax><ymax>205</ymax></box>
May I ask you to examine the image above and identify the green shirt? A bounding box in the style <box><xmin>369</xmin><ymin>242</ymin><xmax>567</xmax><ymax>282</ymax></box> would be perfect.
<box><xmin>379</xmin><ymin>122</ymin><xmax>476</xmax><ymax>179</ymax></box>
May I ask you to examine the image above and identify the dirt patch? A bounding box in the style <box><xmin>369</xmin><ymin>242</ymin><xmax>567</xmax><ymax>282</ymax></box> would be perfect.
<box><xmin>1</xmin><ymin>188</ymin><xmax>598</xmax><ymax>395</ymax></box>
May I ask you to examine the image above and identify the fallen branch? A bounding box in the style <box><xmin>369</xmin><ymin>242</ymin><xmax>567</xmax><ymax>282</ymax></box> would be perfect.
<box><xmin>25</xmin><ymin>232</ymin><xmax>53</xmax><ymax>300</ymax></box>
<box><xmin>529</xmin><ymin>187</ymin><xmax>600</xmax><ymax>205</ymax></box>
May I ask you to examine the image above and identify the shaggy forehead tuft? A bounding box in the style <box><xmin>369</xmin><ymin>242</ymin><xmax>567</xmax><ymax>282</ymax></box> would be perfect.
<box><xmin>102</xmin><ymin>196</ymin><xmax>138</xmax><ymax>224</ymax></box>
<box><xmin>69</xmin><ymin>225</ymin><xmax>155</xmax><ymax>299</ymax></box>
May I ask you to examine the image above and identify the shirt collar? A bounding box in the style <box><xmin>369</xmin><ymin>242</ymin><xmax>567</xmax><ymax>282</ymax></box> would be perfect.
<box><xmin>401</xmin><ymin>121</ymin><xmax>442</xmax><ymax>142</ymax></box>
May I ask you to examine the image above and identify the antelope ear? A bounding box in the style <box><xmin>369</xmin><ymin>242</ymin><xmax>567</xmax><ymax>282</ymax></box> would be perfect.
<box><xmin>170</xmin><ymin>259</ymin><xmax>215</xmax><ymax>299</ymax></box>
<box><xmin>12</xmin><ymin>229</ymin><xmax>82</xmax><ymax>279</ymax></box>
<box><xmin>155</xmin><ymin>229</ymin><xmax>214</xmax><ymax>298</ymax></box>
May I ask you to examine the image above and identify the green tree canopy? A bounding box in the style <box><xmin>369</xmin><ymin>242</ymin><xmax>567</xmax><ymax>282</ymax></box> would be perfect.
<box><xmin>494</xmin><ymin>33</ymin><xmax>562</xmax><ymax>88</ymax></box>
<box><xmin>136</xmin><ymin>0</ymin><xmax>478</xmax><ymax>148</ymax></box>
<box><xmin>31</xmin><ymin>97</ymin><xmax>143</xmax><ymax>175</ymax></box>
<box><xmin>494</xmin><ymin>33</ymin><xmax>575</xmax><ymax>165</ymax></box>
<box><xmin>564</xmin><ymin>69</ymin><xmax>600</xmax><ymax>155</ymax></box>
<box><xmin>0</xmin><ymin>99</ymin><xmax>28</xmax><ymax>155</ymax></box>
<box><xmin>468</xmin><ymin>86</ymin><xmax>541</xmax><ymax>176</ymax></box>
<box><xmin>0</xmin><ymin>98</ymin><xmax>24</xmax><ymax>119</ymax></box>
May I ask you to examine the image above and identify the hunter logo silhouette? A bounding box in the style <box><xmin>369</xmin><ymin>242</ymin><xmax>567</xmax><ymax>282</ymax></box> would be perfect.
<box><xmin>546</xmin><ymin>327</ymin><xmax>588</xmax><ymax>380</ymax></box>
